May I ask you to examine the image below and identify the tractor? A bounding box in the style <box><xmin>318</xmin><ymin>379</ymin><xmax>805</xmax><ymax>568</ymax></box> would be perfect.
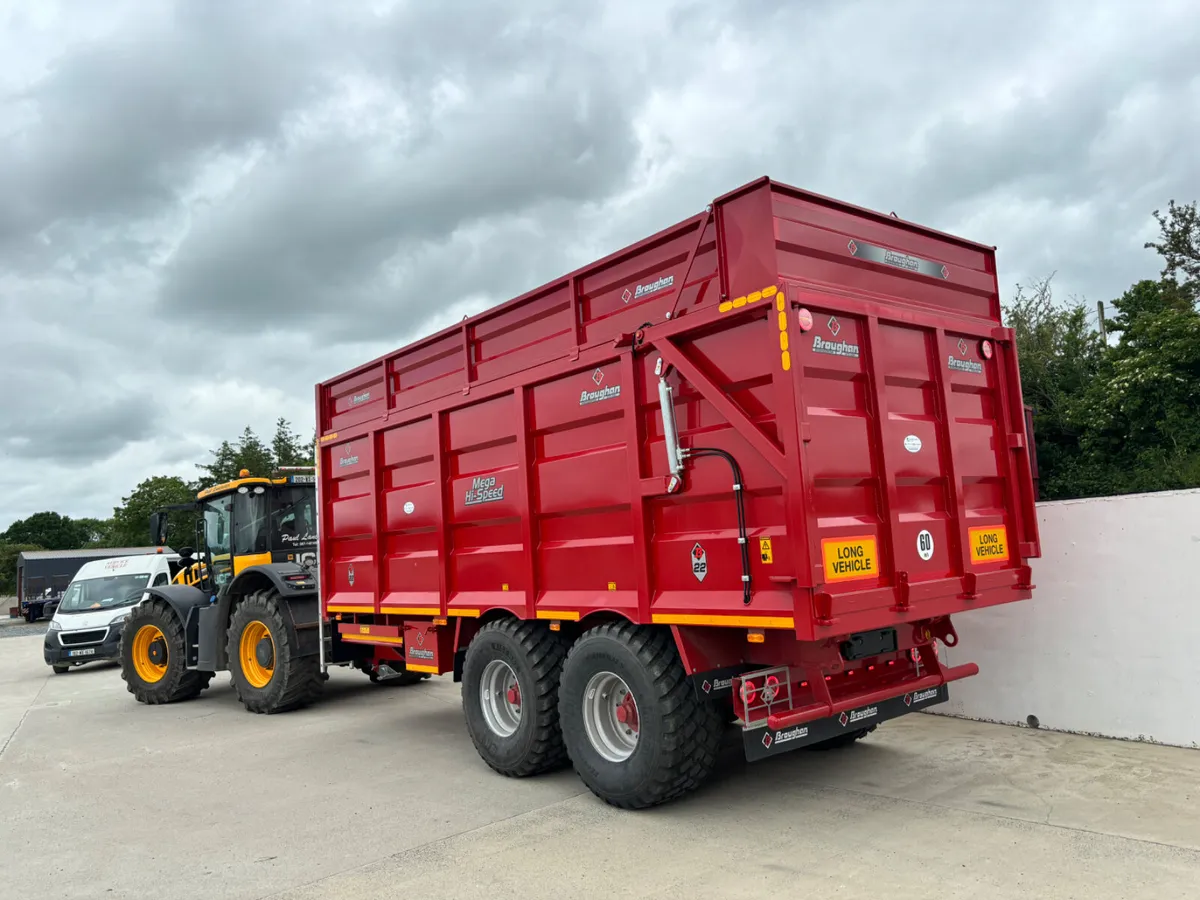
<box><xmin>118</xmin><ymin>467</ymin><xmax>425</xmax><ymax>712</ymax></box>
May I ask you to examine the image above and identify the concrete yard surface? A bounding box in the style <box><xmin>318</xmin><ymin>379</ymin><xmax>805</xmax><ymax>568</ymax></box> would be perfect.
<box><xmin>2</xmin><ymin>633</ymin><xmax>1198</xmax><ymax>900</ymax></box>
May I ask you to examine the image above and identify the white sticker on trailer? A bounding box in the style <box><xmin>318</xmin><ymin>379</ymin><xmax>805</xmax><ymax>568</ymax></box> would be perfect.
<box><xmin>917</xmin><ymin>530</ymin><xmax>935</xmax><ymax>561</ymax></box>
<box><xmin>904</xmin><ymin>434</ymin><xmax>922</xmax><ymax>453</ymax></box>
<box><xmin>691</xmin><ymin>543</ymin><xmax>708</xmax><ymax>582</ymax></box>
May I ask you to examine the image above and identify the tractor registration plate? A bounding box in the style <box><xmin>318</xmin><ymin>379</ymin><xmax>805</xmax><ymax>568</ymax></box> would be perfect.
<box><xmin>68</xmin><ymin>648</ymin><xmax>96</xmax><ymax>657</ymax></box>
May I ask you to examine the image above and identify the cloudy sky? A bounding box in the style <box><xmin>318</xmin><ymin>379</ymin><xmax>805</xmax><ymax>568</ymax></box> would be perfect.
<box><xmin>1</xmin><ymin>0</ymin><xmax>1197</xmax><ymax>531</ymax></box>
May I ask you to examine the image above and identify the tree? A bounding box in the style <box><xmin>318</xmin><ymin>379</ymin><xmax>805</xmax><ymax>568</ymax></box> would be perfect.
<box><xmin>1108</xmin><ymin>278</ymin><xmax>1193</xmax><ymax>334</ymax></box>
<box><xmin>195</xmin><ymin>426</ymin><xmax>276</xmax><ymax>487</ymax></box>
<box><xmin>1144</xmin><ymin>199</ymin><xmax>1199</xmax><ymax>305</ymax></box>
<box><xmin>271</xmin><ymin>417</ymin><xmax>312</xmax><ymax>468</ymax></box>
<box><xmin>1003</xmin><ymin>273</ymin><xmax>1107</xmax><ymax>499</ymax></box>
<box><xmin>74</xmin><ymin>517</ymin><xmax>114</xmax><ymax>548</ymax></box>
<box><xmin>108</xmin><ymin>476</ymin><xmax>199</xmax><ymax>549</ymax></box>
<box><xmin>1</xmin><ymin>511</ymin><xmax>92</xmax><ymax>550</ymax></box>
<box><xmin>0</xmin><ymin>543</ymin><xmax>43</xmax><ymax>596</ymax></box>
<box><xmin>1079</xmin><ymin>304</ymin><xmax>1200</xmax><ymax>494</ymax></box>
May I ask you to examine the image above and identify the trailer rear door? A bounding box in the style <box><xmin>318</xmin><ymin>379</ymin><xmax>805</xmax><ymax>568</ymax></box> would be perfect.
<box><xmin>790</xmin><ymin>286</ymin><xmax>1038</xmax><ymax>626</ymax></box>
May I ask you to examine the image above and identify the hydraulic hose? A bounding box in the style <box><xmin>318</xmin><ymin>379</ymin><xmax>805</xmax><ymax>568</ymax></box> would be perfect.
<box><xmin>685</xmin><ymin>447</ymin><xmax>752</xmax><ymax>605</ymax></box>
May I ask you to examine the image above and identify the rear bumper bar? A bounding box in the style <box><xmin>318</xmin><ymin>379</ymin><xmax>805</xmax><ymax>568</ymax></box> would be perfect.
<box><xmin>742</xmin><ymin>683</ymin><xmax>952</xmax><ymax>761</ymax></box>
<box><xmin>762</xmin><ymin>662</ymin><xmax>978</xmax><ymax>731</ymax></box>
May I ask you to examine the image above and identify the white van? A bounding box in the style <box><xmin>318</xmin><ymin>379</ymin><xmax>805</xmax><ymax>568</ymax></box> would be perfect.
<box><xmin>43</xmin><ymin>551</ymin><xmax>180</xmax><ymax>674</ymax></box>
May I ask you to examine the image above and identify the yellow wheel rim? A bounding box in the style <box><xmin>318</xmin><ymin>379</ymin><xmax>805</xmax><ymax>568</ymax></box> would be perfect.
<box><xmin>132</xmin><ymin>624</ymin><xmax>168</xmax><ymax>684</ymax></box>
<box><xmin>239</xmin><ymin>621</ymin><xmax>275</xmax><ymax>689</ymax></box>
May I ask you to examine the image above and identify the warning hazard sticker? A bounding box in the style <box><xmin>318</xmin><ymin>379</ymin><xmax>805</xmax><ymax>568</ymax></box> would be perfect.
<box><xmin>968</xmin><ymin>526</ymin><xmax>1009</xmax><ymax>563</ymax></box>
<box><xmin>821</xmin><ymin>535</ymin><xmax>879</xmax><ymax>583</ymax></box>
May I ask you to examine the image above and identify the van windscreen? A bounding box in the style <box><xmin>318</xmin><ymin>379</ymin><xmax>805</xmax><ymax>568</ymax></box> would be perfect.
<box><xmin>58</xmin><ymin>574</ymin><xmax>151</xmax><ymax>613</ymax></box>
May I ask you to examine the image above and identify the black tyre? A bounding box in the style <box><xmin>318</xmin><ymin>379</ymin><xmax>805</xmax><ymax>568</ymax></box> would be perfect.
<box><xmin>807</xmin><ymin>725</ymin><xmax>876</xmax><ymax>751</ymax></box>
<box><xmin>226</xmin><ymin>589</ymin><xmax>324</xmax><ymax>714</ymax></box>
<box><xmin>119</xmin><ymin>599</ymin><xmax>213</xmax><ymax>703</ymax></box>
<box><xmin>557</xmin><ymin>622</ymin><xmax>723</xmax><ymax>810</ymax></box>
<box><xmin>461</xmin><ymin>618</ymin><xmax>570</xmax><ymax>777</ymax></box>
<box><xmin>52</xmin><ymin>665</ymin><xmax>69</xmax><ymax>675</ymax></box>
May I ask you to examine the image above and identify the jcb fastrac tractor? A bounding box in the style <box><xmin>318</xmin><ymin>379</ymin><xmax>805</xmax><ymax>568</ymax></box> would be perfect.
<box><xmin>119</xmin><ymin>468</ymin><xmax>426</xmax><ymax>713</ymax></box>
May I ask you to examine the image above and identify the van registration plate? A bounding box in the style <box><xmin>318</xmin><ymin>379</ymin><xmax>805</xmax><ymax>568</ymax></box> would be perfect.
<box><xmin>68</xmin><ymin>648</ymin><xmax>96</xmax><ymax>657</ymax></box>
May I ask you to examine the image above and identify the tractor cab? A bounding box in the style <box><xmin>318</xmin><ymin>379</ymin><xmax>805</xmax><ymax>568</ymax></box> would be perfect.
<box><xmin>150</xmin><ymin>469</ymin><xmax>318</xmax><ymax>596</ymax></box>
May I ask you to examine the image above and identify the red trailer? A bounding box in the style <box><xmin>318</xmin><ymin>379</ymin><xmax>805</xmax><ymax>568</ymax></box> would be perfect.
<box><xmin>314</xmin><ymin>176</ymin><xmax>1041</xmax><ymax>808</ymax></box>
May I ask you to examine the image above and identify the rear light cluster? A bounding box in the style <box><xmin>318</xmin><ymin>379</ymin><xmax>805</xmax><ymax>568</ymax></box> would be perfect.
<box><xmin>739</xmin><ymin>674</ymin><xmax>784</xmax><ymax>707</ymax></box>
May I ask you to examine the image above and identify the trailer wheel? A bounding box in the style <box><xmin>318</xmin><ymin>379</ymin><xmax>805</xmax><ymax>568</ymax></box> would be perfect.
<box><xmin>119</xmin><ymin>599</ymin><xmax>213</xmax><ymax>704</ymax></box>
<box><xmin>226</xmin><ymin>589</ymin><xmax>324</xmax><ymax>714</ymax></box>
<box><xmin>461</xmin><ymin>618</ymin><xmax>570</xmax><ymax>777</ymax></box>
<box><xmin>557</xmin><ymin>622</ymin><xmax>724</xmax><ymax>809</ymax></box>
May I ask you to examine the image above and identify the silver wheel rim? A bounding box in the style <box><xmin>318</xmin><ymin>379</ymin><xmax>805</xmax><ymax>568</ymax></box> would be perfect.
<box><xmin>479</xmin><ymin>659</ymin><xmax>522</xmax><ymax>738</ymax></box>
<box><xmin>582</xmin><ymin>671</ymin><xmax>639</xmax><ymax>763</ymax></box>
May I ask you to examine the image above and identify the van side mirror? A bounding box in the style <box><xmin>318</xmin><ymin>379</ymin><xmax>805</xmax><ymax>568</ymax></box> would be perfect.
<box><xmin>149</xmin><ymin>512</ymin><xmax>169</xmax><ymax>546</ymax></box>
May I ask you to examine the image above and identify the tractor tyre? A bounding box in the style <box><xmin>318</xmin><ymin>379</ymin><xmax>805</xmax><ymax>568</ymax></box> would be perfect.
<box><xmin>226</xmin><ymin>589</ymin><xmax>324</xmax><ymax>714</ymax></box>
<box><xmin>120</xmin><ymin>599</ymin><xmax>213</xmax><ymax>704</ymax></box>
<box><xmin>557</xmin><ymin>622</ymin><xmax>724</xmax><ymax>810</ymax></box>
<box><xmin>461</xmin><ymin>618</ymin><xmax>570</xmax><ymax>778</ymax></box>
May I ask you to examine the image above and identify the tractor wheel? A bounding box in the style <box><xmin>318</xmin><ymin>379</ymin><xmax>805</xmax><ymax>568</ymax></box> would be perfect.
<box><xmin>226</xmin><ymin>589</ymin><xmax>324</xmax><ymax>714</ymax></box>
<box><xmin>461</xmin><ymin>618</ymin><xmax>570</xmax><ymax>778</ymax></box>
<box><xmin>557</xmin><ymin>622</ymin><xmax>724</xmax><ymax>810</ymax></box>
<box><xmin>120</xmin><ymin>599</ymin><xmax>213</xmax><ymax>704</ymax></box>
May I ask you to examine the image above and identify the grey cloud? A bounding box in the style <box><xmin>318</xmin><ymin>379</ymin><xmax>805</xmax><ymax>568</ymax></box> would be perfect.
<box><xmin>0</xmin><ymin>0</ymin><xmax>354</xmax><ymax>264</ymax></box>
<box><xmin>158</xmin><ymin>4</ymin><xmax>644</xmax><ymax>332</ymax></box>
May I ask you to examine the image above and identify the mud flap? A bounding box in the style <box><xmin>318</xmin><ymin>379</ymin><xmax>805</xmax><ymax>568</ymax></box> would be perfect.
<box><xmin>741</xmin><ymin>684</ymin><xmax>949</xmax><ymax>762</ymax></box>
<box><xmin>689</xmin><ymin>664</ymin><xmax>757</xmax><ymax>702</ymax></box>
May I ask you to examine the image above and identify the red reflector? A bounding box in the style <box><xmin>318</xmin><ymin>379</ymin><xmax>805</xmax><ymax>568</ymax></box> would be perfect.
<box><xmin>796</xmin><ymin>307</ymin><xmax>814</xmax><ymax>331</ymax></box>
<box><xmin>981</xmin><ymin>339</ymin><xmax>994</xmax><ymax>360</ymax></box>
<box><xmin>740</xmin><ymin>680</ymin><xmax>758</xmax><ymax>705</ymax></box>
<box><xmin>763</xmin><ymin>674</ymin><xmax>780</xmax><ymax>704</ymax></box>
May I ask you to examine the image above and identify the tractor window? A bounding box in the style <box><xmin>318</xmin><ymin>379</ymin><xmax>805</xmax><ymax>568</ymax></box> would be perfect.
<box><xmin>202</xmin><ymin>498</ymin><xmax>234</xmax><ymax>588</ymax></box>
<box><xmin>233</xmin><ymin>488</ymin><xmax>269</xmax><ymax>555</ymax></box>
<box><xmin>271</xmin><ymin>486</ymin><xmax>317</xmax><ymax>552</ymax></box>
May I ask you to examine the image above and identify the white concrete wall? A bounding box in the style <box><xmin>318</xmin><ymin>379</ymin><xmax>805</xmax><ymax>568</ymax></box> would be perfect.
<box><xmin>934</xmin><ymin>488</ymin><xmax>1200</xmax><ymax>749</ymax></box>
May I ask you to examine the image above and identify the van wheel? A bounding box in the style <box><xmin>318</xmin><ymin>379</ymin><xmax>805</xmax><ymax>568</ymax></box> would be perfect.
<box><xmin>558</xmin><ymin>622</ymin><xmax>723</xmax><ymax>810</ymax></box>
<box><xmin>52</xmin><ymin>665</ymin><xmax>70</xmax><ymax>675</ymax></box>
<box><xmin>226</xmin><ymin>589</ymin><xmax>324</xmax><ymax>714</ymax></box>
<box><xmin>461</xmin><ymin>619</ymin><xmax>570</xmax><ymax>777</ymax></box>
<box><xmin>120</xmin><ymin>599</ymin><xmax>211</xmax><ymax>703</ymax></box>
